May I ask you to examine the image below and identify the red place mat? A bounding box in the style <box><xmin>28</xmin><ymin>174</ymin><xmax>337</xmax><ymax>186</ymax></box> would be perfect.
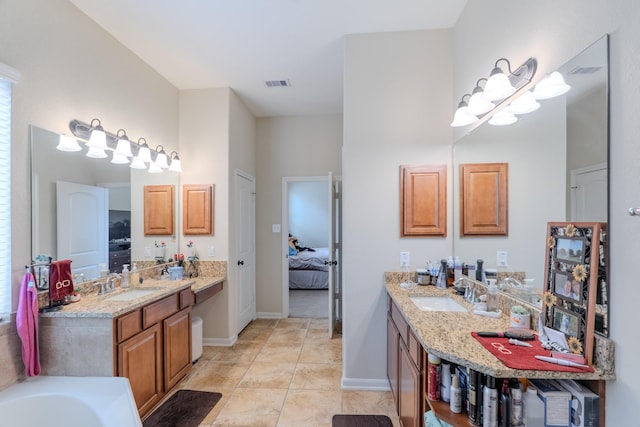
<box><xmin>471</xmin><ymin>332</ymin><xmax>593</xmax><ymax>373</ymax></box>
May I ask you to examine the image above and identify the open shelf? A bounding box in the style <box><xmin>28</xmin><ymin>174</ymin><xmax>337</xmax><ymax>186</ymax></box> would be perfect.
<box><xmin>425</xmin><ymin>395</ymin><xmax>471</xmax><ymax>427</ymax></box>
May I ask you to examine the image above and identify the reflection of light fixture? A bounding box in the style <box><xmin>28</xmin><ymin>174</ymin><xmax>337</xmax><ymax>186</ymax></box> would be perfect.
<box><xmin>532</xmin><ymin>71</ymin><xmax>571</xmax><ymax>100</ymax></box>
<box><xmin>451</xmin><ymin>57</ymin><xmax>537</xmax><ymax>127</ymax></box>
<box><xmin>467</xmin><ymin>79</ymin><xmax>495</xmax><ymax>116</ymax></box>
<box><xmin>154</xmin><ymin>145</ymin><xmax>169</xmax><ymax>169</ymax></box>
<box><xmin>168</xmin><ymin>151</ymin><xmax>182</xmax><ymax>172</ymax></box>
<box><xmin>87</xmin><ymin>118</ymin><xmax>108</xmax><ymax>149</ymax></box>
<box><xmin>484</xmin><ymin>58</ymin><xmax>517</xmax><ymax>101</ymax></box>
<box><xmin>135</xmin><ymin>138</ymin><xmax>152</xmax><ymax>163</ymax></box>
<box><xmin>56</xmin><ymin>134</ymin><xmax>81</xmax><ymax>152</ymax></box>
<box><xmin>68</xmin><ymin>119</ymin><xmax>182</xmax><ymax>173</ymax></box>
<box><xmin>489</xmin><ymin>109</ymin><xmax>518</xmax><ymax>126</ymax></box>
<box><xmin>450</xmin><ymin>94</ymin><xmax>477</xmax><ymax>127</ymax></box>
<box><xmin>507</xmin><ymin>91</ymin><xmax>540</xmax><ymax>115</ymax></box>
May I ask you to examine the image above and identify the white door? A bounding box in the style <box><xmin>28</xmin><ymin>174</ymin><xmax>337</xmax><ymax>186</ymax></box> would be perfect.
<box><xmin>56</xmin><ymin>181</ymin><xmax>108</xmax><ymax>280</ymax></box>
<box><xmin>236</xmin><ymin>171</ymin><xmax>256</xmax><ymax>333</ymax></box>
<box><xmin>327</xmin><ymin>173</ymin><xmax>342</xmax><ymax>338</ymax></box>
<box><xmin>570</xmin><ymin>164</ymin><xmax>607</xmax><ymax>221</ymax></box>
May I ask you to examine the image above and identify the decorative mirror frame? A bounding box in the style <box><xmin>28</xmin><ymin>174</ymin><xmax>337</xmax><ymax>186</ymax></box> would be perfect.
<box><xmin>542</xmin><ymin>221</ymin><xmax>607</xmax><ymax>365</ymax></box>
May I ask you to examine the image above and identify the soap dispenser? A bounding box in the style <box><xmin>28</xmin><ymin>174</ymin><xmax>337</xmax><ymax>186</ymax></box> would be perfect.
<box><xmin>486</xmin><ymin>280</ymin><xmax>499</xmax><ymax>312</ymax></box>
<box><xmin>121</xmin><ymin>264</ymin><xmax>130</xmax><ymax>288</ymax></box>
<box><xmin>130</xmin><ymin>263</ymin><xmax>140</xmax><ymax>287</ymax></box>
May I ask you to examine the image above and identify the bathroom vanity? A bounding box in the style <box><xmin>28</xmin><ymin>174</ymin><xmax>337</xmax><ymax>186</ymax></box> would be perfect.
<box><xmin>39</xmin><ymin>276</ymin><xmax>224</xmax><ymax>418</ymax></box>
<box><xmin>385</xmin><ymin>276</ymin><xmax>614</xmax><ymax>427</ymax></box>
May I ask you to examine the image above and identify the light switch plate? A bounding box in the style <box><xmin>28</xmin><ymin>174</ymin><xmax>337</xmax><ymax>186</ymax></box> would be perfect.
<box><xmin>272</xmin><ymin>224</ymin><xmax>281</xmax><ymax>233</ymax></box>
<box><xmin>497</xmin><ymin>251</ymin><xmax>508</xmax><ymax>267</ymax></box>
<box><xmin>400</xmin><ymin>251</ymin><xmax>410</xmax><ymax>268</ymax></box>
<box><xmin>144</xmin><ymin>246</ymin><xmax>151</xmax><ymax>258</ymax></box>
<box><xmin>208</xmin><ymin>246</ymin><xmax>215</xmax><ymax>257</ymax></box>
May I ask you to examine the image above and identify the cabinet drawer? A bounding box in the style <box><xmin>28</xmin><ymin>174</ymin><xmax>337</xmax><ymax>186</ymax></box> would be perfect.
<box><xmin>391</xmin><ymin>299</ymin><xmax>409</xmax><ymax>345</ymax></box>
<box><xmin>179</xmin><ymin>288</ymin><xmax>194</xmax><ymax>309</ymax></box>
<box><xmin>116</xmin><ymin>309</ymin><xmax>142</xmax><ymax>343</ymax></box>
<box><xmin>407</xmin><ymin>329</ymin><xmax>422</xmax><ymax>369</ymax></box>
<box><xmin>143</xmin><ymin>294</ymin><xmax>179</xmax><ymax>329</ymax></box>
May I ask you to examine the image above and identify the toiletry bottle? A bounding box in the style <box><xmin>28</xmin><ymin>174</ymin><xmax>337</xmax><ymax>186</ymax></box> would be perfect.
<box><xmin>446</xmin><ymin>256</ymin><xmax>455</xmax><ymax>286</ymax></box>
<box><xmin>467</xmin><ymin>369</ymin><xmax>481</xmax><ymax>426</ymax></box>
<box><xmin>476</xmin><ymin>259</ymin><xmax>484</xmax><ymax>283</ymax></box>
<box><xmin>450</xmin><ymin>374</ymin><xmax>462</xmax><ymax>414</ymax></box>
<box><xmin>121</xmin><ymin>264</ymin><xmax>130</xmax><ymax>288</ymax></box>
<box><xmin>499</xmin><ymin>379</ymin><xmax>511</xmax><ymax>427</ymax></box>
<box><xmin>483</xmin><ymin>375</ymin><xmax>498</xmax><ymax>427</ymax></box>
<box><xmin>510</xmin><ymin>378</ymin><xmax>524</xmax><ymax>426</ymax></box>
<box><xmin>486</xmin><ymin>280</ymin><xmax>499</xmax><ymax>312</ymax></box>
<box><xmin>427</xmin><ymin>354</ymin><xmax>441</xmax><ymax>401</ymax></box>
<box><xmin>523</xmin><ymin>386</ymin><xmax>544</xmax><ymax>427</ymax></box>
<box><xmin>454</xmin><ymin>256</ymin><xmax>462</xmax><ymax>282</ymax></box>
<box><xmin>437</xmin><ymin>259</ymin><xmax>448</xmax><ymax>289</ymax></box>
<box><xmin>440</xmin><ymin>361</ymin><xmax>451</xmax><ymax>403</ymax></box>
<box><xmin>130</xmin><ymin>263</ymin><xmax>140</xmax><ymax>287</ymax></box>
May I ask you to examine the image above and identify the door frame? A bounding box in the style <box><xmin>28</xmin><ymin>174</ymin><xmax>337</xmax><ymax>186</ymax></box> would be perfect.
<box><xmin>281</xmin><ymin>176</ymin><xmax>328</xmax><ymax>318</ymax></box>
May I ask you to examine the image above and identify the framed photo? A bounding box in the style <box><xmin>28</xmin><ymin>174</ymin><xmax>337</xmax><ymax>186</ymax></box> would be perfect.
<box><xmin>552</xmin><ymin>270</ymin><xmax>582</xmax><ymax>303</ymax></box>
<box><xmin>542</xmin><ymin>222</ymin><xmax>606</xmax><ymax>365</ymax></box>
<box><xmin>554</xmin><ymin>237</ymin><xmax>585</xmax><ymax>263</ymax></box>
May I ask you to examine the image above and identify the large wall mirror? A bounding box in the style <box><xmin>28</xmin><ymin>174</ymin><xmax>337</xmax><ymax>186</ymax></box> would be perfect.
<box><xmin>31</xmin><ymin>125</ymin><xmax>180</xmax><ymax>282</ymax></box>
<box><xmin>453</xmin><ymin>36</ymin><xmax>609</xmax><ymax>336</ymax></box>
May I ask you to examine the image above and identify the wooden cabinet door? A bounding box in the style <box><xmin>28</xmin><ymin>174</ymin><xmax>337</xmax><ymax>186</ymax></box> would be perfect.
<box><xmin>164</xmin><ymin>308</ymin><xmax>192</xmax><ymax>391</ymax></box>
<box><xmin>399</xmin><ymin>339</ymin><xmax>422</xmax><ymax>427</ymax></box>
<box><xmin>459</xmin><ymin>163</ymin><xmax>508</xmax><ymax>236</ymax></box>
<box><xmin>400</xmin><ymin>165</ymin><xmax>447</xmax><ymax>237</ymax></box>
<box><xmin>387</xmin><ymin>314</ymin><xmax>400</xmax><ymax>410</ymax></box>
<box><xmin>118</xmin><ymin>323</ymin><xmax>163</xmax><ymax>418</ymax></box>
<box><xmin>183</xmin><ymin>184</ymin><xmax>213</xmax><ymax>235</ymax></box>
<box><xmin>144</xmin><ymin>185</ymin><xmax>174</xmax><ymax>235</ymax></box>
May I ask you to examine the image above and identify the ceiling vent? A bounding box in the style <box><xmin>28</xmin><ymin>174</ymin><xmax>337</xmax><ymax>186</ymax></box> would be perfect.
<box><xmin>265</xmin><ymin>79</ymin><xmax>291</xmax><ymax>88</ymax></box>
<box><xmin>569</xmin><ymin>66</ymin><xmax>603</xmax><ymax>75</ymax></box>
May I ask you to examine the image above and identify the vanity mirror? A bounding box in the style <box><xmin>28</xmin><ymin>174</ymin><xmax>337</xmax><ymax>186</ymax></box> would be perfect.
<box><xmin>30</xmin><ymin>125</ymin><xmax>180</xmax><ymax>282</ymax></box>
<box><xmin>452</xmin><ymin>36</ymin><xmax>609</xmax><ymax>336</ymax></box>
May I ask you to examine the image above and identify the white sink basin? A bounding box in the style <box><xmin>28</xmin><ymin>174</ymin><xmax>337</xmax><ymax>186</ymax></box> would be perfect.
<box><xmin>104</xmin><ymin>288</ymin><xmax>160</xmax><ymax>301</ymax></box>
<box><xmin>409</xmin><ymin>296</ymin><xmax>468</xmax><ymax>312</ymax></box>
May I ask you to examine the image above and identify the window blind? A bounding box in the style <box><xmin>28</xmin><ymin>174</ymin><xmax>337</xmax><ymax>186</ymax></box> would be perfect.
<box><xmin>0</xmin><ymin>76</ymin><xmax>14</xmax><ymax>317</ymax></box>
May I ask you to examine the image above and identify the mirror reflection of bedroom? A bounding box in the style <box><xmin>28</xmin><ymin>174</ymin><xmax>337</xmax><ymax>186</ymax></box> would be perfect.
<box><xmin>286</xmin><ymin>179</ymin><xmax>332</xmax><ymax>319</ymax></box>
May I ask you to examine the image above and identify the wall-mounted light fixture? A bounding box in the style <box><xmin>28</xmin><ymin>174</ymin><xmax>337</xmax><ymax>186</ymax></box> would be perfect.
<box><xmin>451</xmin><ymin>57</ymin><xmax>537</xmax><ymax>127</ymax></box>
<box><xmin>66</xmin><ymin>119</ymin><xmax>182</xmax><ymax>173</ymax></box>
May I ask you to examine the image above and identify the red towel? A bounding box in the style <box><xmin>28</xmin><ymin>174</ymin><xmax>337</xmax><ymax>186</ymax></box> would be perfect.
<box><xmin>49</xmin><ymin>260</ymin><xmax>74</xmax><ymax>302</ymax></box>
<box><xmin>16</xmin><ymin>271</ymin><xmax>40</xmax><ymax>376</ymax></box>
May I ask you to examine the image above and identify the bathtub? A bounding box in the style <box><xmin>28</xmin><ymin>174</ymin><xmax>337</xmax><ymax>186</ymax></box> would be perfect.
<box><xmin>0</xmin><ymin>376</ymin><xmax>142</xmax><ymax>427</ymax></box>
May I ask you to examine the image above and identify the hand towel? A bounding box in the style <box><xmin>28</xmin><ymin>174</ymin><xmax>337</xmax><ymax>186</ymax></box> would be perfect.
<box><xmin>16</xmin><ymin>271</ymin><xmax>41</xmax><ymax>376</ymax></box>
<box><xmin>49</xmin><ymin>259</ymin><xmax>74</xmax><ymax>302</ymax></box>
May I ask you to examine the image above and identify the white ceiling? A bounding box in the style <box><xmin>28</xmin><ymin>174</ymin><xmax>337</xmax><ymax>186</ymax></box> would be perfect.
<box><xmin>69</xmin><ymin>0</ymin><xmax>467</xmax><ymax>117</ymax></box>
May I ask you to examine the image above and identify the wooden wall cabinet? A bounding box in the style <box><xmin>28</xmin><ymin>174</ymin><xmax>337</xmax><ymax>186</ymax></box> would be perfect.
<box><xmin>459</xmin><ymin>163</ymin><xmax>508</xmax><ymax>236</ymax></box>
<box><xmin>400</xmin><ymin>165</ymin><xmax>446</xmax><ymax>237</ymax></box>
<box><xmin>144</xmin><ymin>185</ymin><xmax>175</xmax><ymax>235</ymax></box>
<box><xmin>183</xmin><ymin>184</ymin><xmax>213</xmax><ymax>235</ymax></box>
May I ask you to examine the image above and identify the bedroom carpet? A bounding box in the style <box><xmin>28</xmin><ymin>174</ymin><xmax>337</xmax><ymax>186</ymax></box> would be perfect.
<box><xmin>332</xmin><ymin>414</ymin><xmax>394</xmax><ymax>426</ymax></box>
<box><xmin>289</xmin><ymin>289</ymin><xmax>328</xmax><ymax>318</ymax></box>
<box><xmin>142</xmin><ymin>389</ymin><xmax>222</xmax><ymax>427</ymax></box>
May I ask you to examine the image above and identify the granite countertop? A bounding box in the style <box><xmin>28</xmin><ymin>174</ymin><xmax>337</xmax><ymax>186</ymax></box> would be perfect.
<box><xmin>386</xmin><ymin>281</ymin><xmax>615</xmax><ymax>381</ymax></box>
<box><xmin>40</xmin><ymin>275</ymin><xmax>225</xmax><ymax>319</ymax></box>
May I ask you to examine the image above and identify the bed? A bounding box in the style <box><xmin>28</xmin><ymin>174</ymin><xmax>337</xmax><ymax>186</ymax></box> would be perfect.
<box><xmin>289</xmin><ymin>247</ymin><xmax>330</xmax><ymax>290</ymax></box>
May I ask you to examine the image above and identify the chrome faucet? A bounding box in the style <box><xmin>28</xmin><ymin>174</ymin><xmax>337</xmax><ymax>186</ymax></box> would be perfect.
<box><xmin>98</xmin><ymin>273</ymin><xmax>121</xmax><ymax>295</ymax></box>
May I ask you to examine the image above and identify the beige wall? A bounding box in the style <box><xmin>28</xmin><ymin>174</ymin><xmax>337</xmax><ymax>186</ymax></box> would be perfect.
<box><xmin>0</xmin><ymin>0</ymin><xmax>179</xmax><ymax>388</ymax></box>
<box><xmin>255</xmin><ymin>115</ymin><xmax>342</xmax><ymax>316</ymax></box>
<box><xmin>342</xmin><ymin>29</ymin><xmax>453</xmax><ymax>386</ymax></box>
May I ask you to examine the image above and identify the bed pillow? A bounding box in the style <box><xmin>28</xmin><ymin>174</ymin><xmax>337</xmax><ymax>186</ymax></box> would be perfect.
<box><xmin>289</xmin><ymin>246</ymin><xmax>299</xmax><ymax>256</ymax></box>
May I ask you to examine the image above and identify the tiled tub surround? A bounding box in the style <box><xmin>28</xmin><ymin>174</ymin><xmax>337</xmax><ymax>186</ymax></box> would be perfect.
<box><xmin>385</xmin><ymin>273</ymin><xmax>615</xmax><ymax>380</ymax></box>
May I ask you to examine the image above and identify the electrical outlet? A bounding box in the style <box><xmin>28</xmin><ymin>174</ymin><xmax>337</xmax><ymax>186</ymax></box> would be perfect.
<box><xmin>208</xmin><ymin>246</ymin><xmax>215</xmax><ymax>257</ymax></box>
<box><xmin>497</xmin><ymin>251</ymin><xmax>508</xmax><ymax>267</ymax></box>
<box><xmin>400</xmin><ymin>251</ymin><xmax>410</xmax><ymax>268</ymax></box>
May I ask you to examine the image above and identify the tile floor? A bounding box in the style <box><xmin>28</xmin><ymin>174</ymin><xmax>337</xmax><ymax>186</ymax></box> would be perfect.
<box><xmin>175</xmin><ymin>317</ymin><xmax>400</xmax><ymax>427</ymax></box>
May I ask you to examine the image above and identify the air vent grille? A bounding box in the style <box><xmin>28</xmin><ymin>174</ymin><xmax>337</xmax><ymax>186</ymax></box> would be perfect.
<box><xmin>570</xmin><ymin>66</ymin><xmax>602</xmax><ymax>75</ymax></box>
<box><xmin>265</xmin><ymin>79</ymin><xmax>290</xmax><ymax>88</ymax></box>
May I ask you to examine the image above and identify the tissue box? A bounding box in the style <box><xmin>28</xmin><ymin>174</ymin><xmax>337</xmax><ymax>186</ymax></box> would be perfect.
<box><xmin>169</xmin><ymin>266</ymin><xmax>184</xmax><ymax>280</ymax></box>
<box><xmin>529</xmin><ymin>379</ymin><xmax>571</xmax><ymax>427</ymax></box>
<box><xmin>556</xmin><ymin>379</ymin><xmax>600</xmax><ymax>427</ymax></box>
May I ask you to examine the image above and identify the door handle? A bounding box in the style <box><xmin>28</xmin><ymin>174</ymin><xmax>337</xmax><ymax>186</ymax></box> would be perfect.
<box><xmin>237</xmin><ymin>260</ymin><xmax>244</xmax><ymax>266</ymax></box>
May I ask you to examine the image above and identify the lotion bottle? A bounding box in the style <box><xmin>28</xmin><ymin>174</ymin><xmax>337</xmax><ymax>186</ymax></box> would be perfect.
<box><xmin>483</xmin><ymin>375</ymin><xmax>498</xmax><ymax>427</ymax></box>
<box><xmin>121</xmin><ymin>264</ymin><xmax>130</xmax><ymax>288</ymax></box>
<box><xmin>450</xmin><ymin>374</ymin><xmax>462</xmax><ymax>414</ymax></box>
<box><xmin>486</xmin><ymin>280</ymin><xmax>499</xmax><ymax>312</ymax></box>
<box><xmin>130</xmin><ymin>263</ymin><xmax>140</xmax><ymax>287</ymax></box>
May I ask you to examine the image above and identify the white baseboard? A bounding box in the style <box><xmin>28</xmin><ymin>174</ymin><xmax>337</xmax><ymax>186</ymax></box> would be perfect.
<box><xmin>341</xmin><ymin>377</ymin><xmax>391</xmax><ymax>391</ymax></box>
<box><xmin>203</xmin><ymin>335</ymin><xmax>237</xmax><ymax>347</ymax></box>
<box><xmin>256</xmin><ymin>312</ymin><xmax>286</xmax><ymax>319</ymax></box>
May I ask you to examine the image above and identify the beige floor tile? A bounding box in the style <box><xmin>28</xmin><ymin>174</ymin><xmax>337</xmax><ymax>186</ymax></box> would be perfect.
<box><xmin>213</xmin><ymin>387</ymin><xmax>287</xmax><ymax>427</ymax></box>
<box><xmin>208</xmin><ymin>340</ymin><xmax>266</xmax><ymax>362</ymax></box>
<box><xmin>238</xmin><ymin>327</ymin><xmax>273</xmax><ymax>343</ymax></box>
<box><xmin>184</xmin><ymin>360</ymin><xmax>252</xmax><ymax>389</ymax></box>
<box><xmin>276</xmin><ymin>389</ymin><xmax>342</xmax><ymax>427</ymax></box>
<box><xmin>341</xmin><ymin>390</ymin><xmax>397</xmax><ymax>415</ymax></box>
<box><xmin>244</xmin><ymin>319</ymin><xmax>279</xmax><ymax>329</ymax></box>
<box><xmin>267</xmin><ymin>327</ymin><xmax>308</xmax><ymax>343</ymax></box>
<box><xmin>238</xmin><ymin>361</ymin><xmax>296</xmax><ymax>389</ymax></box>
<box><xmin>254</xmin><ymin>341</ymin><xmax>303</xmax><ymax>363</ymax></box>
<box><xmin>305</xmin><ymin>327</ymin><xmax>334</xmax><ymax>341</ymax></box>
<box><xmin>308</xmin><ymin>318</ymin><xmax>329</xmax><ymax>330</ymax></box>
<box><xmin>275</xmin><ymin>318</ymin><xmax>310</xmax><ymax>329</ymax></box>
<box><xmin>298</xmin><ymin>340</ymin><xmax>342</xmax><ymax>364</ymax></box>
<box><xmin>197</xmin><ymin>387</ymin><xmax>235</xmax><ymax>425</ymax></box>
<box><xmin>290</xmin><ymin>363</ymin><xmax>342</xmax><ymax>390</ymax></box>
